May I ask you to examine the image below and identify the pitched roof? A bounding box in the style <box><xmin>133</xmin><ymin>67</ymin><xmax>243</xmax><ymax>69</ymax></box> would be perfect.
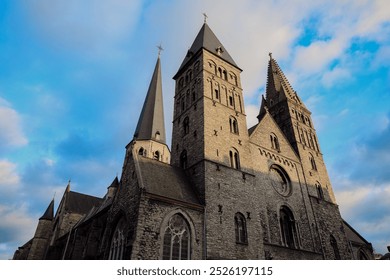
<box><xmin>64</xmin><ymin>191</ymin><xmax>103</xmax><ymax>215</ymax></box>
<box><xmin>133</xmin><ymin>56</ymin><xmax>166</xmax><ymax>144</ymax></box>
<box><xmin>266</xmin><ymin>55</ymin><xmax>307</xmax><ymax>110</ymax></box>
<box><xmin>136</xmin><ymin>156</ymin><xmax>201</xmax><ymax>206</ymax></box>
<box><xmin>39</xmin><ymin>199</ymin><xmax>54</xmax><ymax>220</ymax></box>
<box><xmin>174</xmin><ymin>23</ymin><xmax>240</xmax><ymax>78</ymax></box>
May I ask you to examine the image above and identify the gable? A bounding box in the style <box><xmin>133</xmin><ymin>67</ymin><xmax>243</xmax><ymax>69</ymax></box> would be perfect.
<box><xmin>249</xmin><ymin>111</ymin><xmax>299</xmax><ymax>162</ymax></box>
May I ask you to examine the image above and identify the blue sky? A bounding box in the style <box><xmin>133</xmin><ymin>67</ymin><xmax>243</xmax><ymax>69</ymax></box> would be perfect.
<box><xmin>0</xmin><ymin>0</ymin><xmax>389</xmax><ymax>259</ymax></box>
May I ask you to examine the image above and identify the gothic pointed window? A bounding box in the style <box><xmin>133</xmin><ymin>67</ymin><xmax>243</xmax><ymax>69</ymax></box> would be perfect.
<box><xmin>279</xmin><ymin>206</ymin><xmax>299</xmax><ymax>248</ymax></box>
<box><xmin>270</xmin><ymin>133</ymin><xmax>280</xmax><ymax>151</ymax></box>
<box><xmin>162</xmin><ymin>214</ymin><xmax>191</xmax><ymax>260</ymax></box>
<box><xmin>183</xmin><ymin>116</ymin><xmax>189</xmax><ymax>135</ymax></box>
<box><xmin>138</xmin><ymin>147</ymin><xmax>146</xmax><ymax>156</ymax></box>
<box><xmin>180</xmin><ymin>150</ymin><xmax>187</xmax><ymax>169</ymax></box>
<box><xmin>109</xmin><ymin>218</ymin><xmax>126</xmax><ymax>260</ymax></box>
<box><xmin>229</xmin><ymin>148</ymin><xmax>240</xmax><ymax>169</ymax></box>
<box><xmin>316</xmin><ymin>182</ymin><xmax>324</xmax><ymax>200</ymax></box>
<box><xmin>309</xmin><ymin>153</ymin><xmax>317</xmax><ymax>171</ymax></box>
<box><xmin>330</xmin><ymin>235</ymin><xmax>341</xmax><ymax>260</ymax></box>
<box><xmin>154</xmin><ymin>150</ymin><xmax>160</xmax><ymax>161</ymax></box>
<box><xmin>229</xmin><ymin>116</ymin><xmax>239</xmax><ymax>134</ymax></box>
<box><xmin>235</xmin><ymin>213</ymin><xmax>248</xmax><ymax>244</ymax></box>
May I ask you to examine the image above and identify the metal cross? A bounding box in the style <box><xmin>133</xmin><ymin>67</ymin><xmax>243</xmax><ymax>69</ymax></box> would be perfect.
<box><xmin>157</xmin><ymin>44</ymin><xmax>164</xmax><ymax>56</ymax></box>
<box><xmin>203</xmin><ymin>12</ymin><xmax>208</xmax><ymax>23</ymax></box>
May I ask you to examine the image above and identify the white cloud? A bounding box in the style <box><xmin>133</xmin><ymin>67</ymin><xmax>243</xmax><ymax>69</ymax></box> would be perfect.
<box><xmin>245</xmin><ymin>104</ymin><xmax>260</xmax><ymax>129</ymax></box>
<box><xmin>0</xmin><ymin>203</ymin><xmax>37</xmax><ymax>245</ymax></box>
<box><xmin>0</xmin><ymin>160</ymin><xmax>20</xmax><ymax>190</ymax></box>
<box><xmin>0</xmin><ymin>98</ymin><xmax>28</xmax><ymax>150</ymax></box>
<box><xmin>321</xmin><ymin>66</ymin><xmax>352</xmax><ymax>88</ymax></box>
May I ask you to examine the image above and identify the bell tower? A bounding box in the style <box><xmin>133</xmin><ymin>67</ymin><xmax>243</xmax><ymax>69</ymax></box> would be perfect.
<box><xmin>263</xmin><ymin>54</ymin><xmax>336</xmax><ymax>203</ymax></box>
<box><xmin>171</xmin><ymin>22</ymin><xmax>251</xmax><ymax>196</ymax></box>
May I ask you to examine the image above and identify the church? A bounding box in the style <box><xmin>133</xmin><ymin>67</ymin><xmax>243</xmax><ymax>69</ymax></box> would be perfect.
<box><xmin>13</xmin><ymin>22</ymin><xmax>373</xmax><ymax>260</ymax></box>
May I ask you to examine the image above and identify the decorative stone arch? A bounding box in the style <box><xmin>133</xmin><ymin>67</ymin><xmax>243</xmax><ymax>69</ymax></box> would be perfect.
<box><xmin>158</xmin><ymin>208</ymin><xmax>197</xmax><ymax>260</ymax></box>
<box><xmin>357</xmin><ymin>248</ymin><xmax>369</xmax><ymax>260</ymax></box>
<box><xmin>269</xmin><ymin>164</ymin><xmax>292</xmax><ymax>197</ymax></box>
<box><xmin>108</xmin><ymin>212</ymin><xmax>130</xmax><ymax>260</ymax></box>
<box><xmin>207</xmin><ymin>59</ymin><xmax>217</xmax><ymax>75</ymax></box>
<box><xmin>276</xmin><ymin>203</ymin><xmax>300</xmax><ymax>248</ymax></box>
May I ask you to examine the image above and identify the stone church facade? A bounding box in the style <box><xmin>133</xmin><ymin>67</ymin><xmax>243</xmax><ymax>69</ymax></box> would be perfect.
<box><xmin>13</xmin><ymin>23</ymin><xmax>373</xmax><ymax>260</ymax></box>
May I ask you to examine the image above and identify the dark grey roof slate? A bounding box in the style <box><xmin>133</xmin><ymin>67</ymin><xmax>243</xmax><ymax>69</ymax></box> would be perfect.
<box><xmin>133</xmin><ymin>56</ymin><xmax>166</xmax><ymax>144</ymax></box>
<box><xmin>39</xmin><ymin>199</ymin><xmax>54</xmax><ymax>220</ymax></box>
<box><xmin>136</xmin><ymin>156</ymin><xmax>201</xmax><ymax>205</ymax></box>
<box><xmin>65</xmin><ymin>191</ymin><xmax>103</xmax><ymax>215</ymax></box>
<box><xmin>175</xmin><ymin>23</ymin><xmax>239</xmax><ymax>78</ymax></box>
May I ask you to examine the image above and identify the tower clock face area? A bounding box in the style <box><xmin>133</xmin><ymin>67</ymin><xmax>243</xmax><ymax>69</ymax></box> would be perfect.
<box><xmin>269</xmin><ymin>167</ymin><xmax>291</xmax><ymax>197</ymax></box>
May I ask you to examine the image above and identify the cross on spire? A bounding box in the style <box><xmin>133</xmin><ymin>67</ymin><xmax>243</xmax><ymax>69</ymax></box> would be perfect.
<box><xmin>157</xmin><ymin>44</ymin><xmax>164</xmax><ymax>57</ymax></box>
<box><xmin>203</xmin><ymin>12</ymin><xmax>208</xmax><ymax>23</ymax></box>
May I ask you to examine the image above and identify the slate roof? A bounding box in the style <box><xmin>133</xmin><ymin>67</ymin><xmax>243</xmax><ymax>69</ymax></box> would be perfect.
<box><xmin>133</xmin><ymin>56</ymin><xmax>166</xmax><ymax>144</ymax></box>
<box><xmin>343</xmin><ymin>220</ymin><xmax>371</xmax><ymax>245</ymax></box>
<box><xmin>39</xmin><ymin>199</ymin><xmax>54</xmax><ymax>220</ymax></box>
<box><xmin>64</xmin><ymin>191</ymin><xmax>103</xmax><ymax>215</ymax></box>
<box><xmin>136</xmin><ymin>156</ymin><xmax>201</xmax><ymax>206</ymax></box>
<box><xmin>174</xmin><ymin>23</ymin><xmax>240</xmax><ymax>78</ymax></box>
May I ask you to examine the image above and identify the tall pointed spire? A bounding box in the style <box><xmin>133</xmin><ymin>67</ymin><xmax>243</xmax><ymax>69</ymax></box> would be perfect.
<box><xmin>133</xmin><ymin>54</ymin><xmax>166</xmax><ymax>144</ymax></box>
<box><xmin>39</xmin><ymin>199</ymin><xmax>54</xmax><ymax>220</ymax></box>
<box><xmin>266</xmin><ymin>54</ymin><xmax>306</xmax><ymax>109</ymax></box>
<box><xmin>257</xmin><ymin>95</ymin><xmax>268</xmax><ymax>121</ymax></box>
<box><xmin>174</xmin><ymin>22</ymin><xmax>240</xmax><ymax>78</ymax></box>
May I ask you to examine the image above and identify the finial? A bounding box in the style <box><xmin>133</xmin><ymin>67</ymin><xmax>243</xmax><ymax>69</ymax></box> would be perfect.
<box><xmin>269</xmin><ymin>52</ymin><xmax>273</xmax><ymax>59</ymax></box>
<box><xmin>157</xmin><ymin>44</ymin><xmax>164</xmax><ymax>57</ymax></box>
<box><xmin>203</xmin><ymin>12</ymin><xmax>208</xmax><ymax>23</ymax></box>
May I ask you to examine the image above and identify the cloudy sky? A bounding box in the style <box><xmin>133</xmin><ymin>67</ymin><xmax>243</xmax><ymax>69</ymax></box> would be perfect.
<box><xmin>0</xmin><ymin>0</ymin><xmax>389</xmax><ymax>259</ymax></box>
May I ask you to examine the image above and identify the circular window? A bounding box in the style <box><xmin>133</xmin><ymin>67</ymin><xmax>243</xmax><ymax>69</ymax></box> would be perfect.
<box><xmin>269</xmin><ymin>166</ymin><xmax>291</xmax><ymax>196</ymax></box>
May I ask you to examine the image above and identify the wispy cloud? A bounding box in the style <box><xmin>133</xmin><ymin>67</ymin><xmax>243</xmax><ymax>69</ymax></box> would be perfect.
<box><xmin>0</xmin><ymin>97</ymin><xmax>28</xmax><ymax>150</ymax></box>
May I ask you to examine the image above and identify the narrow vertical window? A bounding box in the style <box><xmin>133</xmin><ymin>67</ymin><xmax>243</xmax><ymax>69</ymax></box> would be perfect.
<box><xmin>280</xmin><ymin>206</ymin><xmax>298</xmax><ymax>248</ymax></box>
<box><xmin>270</xmin><ymin>133</ymin><xmax>280</xmax><ymax>151</ymax></box>
<box><xmin>229</xmin><ymin>148</ymin><xmax>240</xmax><ymax>169</ymax></box>
<box><xmin>235</xmin><ymin>213</ymin><xmax>248</xmax><ymax>244</ymax></box>
<box><xmin>154</xmin><ymin>150</ymin><xmax>160</xmax><ymax>161</ymax></box>
<box><xmin>310</xmin><ymin>154</ymin><xmax>317</xmax><ymax>171</ymax></box>
<box><xmin>162</xmin><ymin>214</ymin><xmax>191</xmax><ymax>260</ymax></box>
<box><xmin>316</xmin><ymin>182</ymin><xmax>324</xmax><ymax>199</ymax></box>
<box><xmin>109</xmin><ymin>218</ymin><xmax>126</xmax><ymax>260</ymax></box>
<box><xmin>229</xmin><ymin>116</ymin><xmax>239</xmax><ymax>134</ymax></box>
<box><xmin>330</xmin><ymin>235</ymin><xmax>341</xmax><ymax>260</ymax></box>
<box><xmin>180</xmin><ymin>150</ymin><xmax>187</xmax><ymax>169</ymax></box>
<box><xmin>183</xmin><ymin>117</ymin><xmax>189</xmax><ymax>135</ymax></box>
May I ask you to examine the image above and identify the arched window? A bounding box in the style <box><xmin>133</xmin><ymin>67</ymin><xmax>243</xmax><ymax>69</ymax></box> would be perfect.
<box><xmin>330</xmin><ymin>235</ymin><xmax>341</xmax><ymax>260</ymax></box>
<box><xmin>162</xmin><ymin>214</ymin><xmax>191</xmax><ymax>260</ymax></box>
<box><xmin>235</xmin><ymin>213</ymin><xmax>248</xmax><ymax>244</ymax></box>
<box><xmin>194</xmin><ymin>61</ymin><xmax>200</xmax><ymax>72</ymax></box>
<box><xmin>138</xmin><ymin>147</ymin><xmax>146</xmax><ymax>156</ymax></box>
<box><xmin>179</xmin><ymin>78</ymin><xmax>184</xmax><ymax>89</ymax></box>
<box><xmin>109</xmin><ymin>218</ymin><xmax>126</xmax><ymax>260</ymax></box>
<box><xmin>155</xmin><ymin>131</ymin><xmax>161</xmax><ymax>141</ymax></box>
<box><xmin>154</xmin><ymin>150</ymin><xmax>160</xmax><ymax>161</ymax></box>
<box><xmin>309</xmin><ymin>154</ymin><xmax>317</xmax><ymax>170</ymax></box>
<box><xmin>223</xmin><ymin>70</ymin><xmax>227</xmax><ymax>81</ymax></box>
<box><xmin>180</xmin><ymin>150</ymin><xmax>187</xmax><ymax>169</ymax></box>
<box><xmin>183</xmin><ymin>116</ymin><xmax>189</xmax><ymax>135</ymax></box>
<box><xmin>358</xmin><ymin>249</ymin><xmax>368</xmax><ymax>260</ymax></box>
<box><xmin>229</xmin><ymin>148</ymin><xmax>240</xmax><ymax>169</ymax></box>
<box><xmin>270</xmin><ymin>133</ymin><xmax>280</xmax><ymax>151</ymax></box>
<box><xmin>280</xmin><ymin>206</ymin><xmax>298</xmax><ymax>248</ymax></box>
<box><xmin>316</xmin><ymin>182</ymin><xmax>324</xmax><ymax>200</ymax></box>
<box><xmin>229</xmin><ymin>116</ymin><xmax>239</xmax><ymax>134</ymax></box>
